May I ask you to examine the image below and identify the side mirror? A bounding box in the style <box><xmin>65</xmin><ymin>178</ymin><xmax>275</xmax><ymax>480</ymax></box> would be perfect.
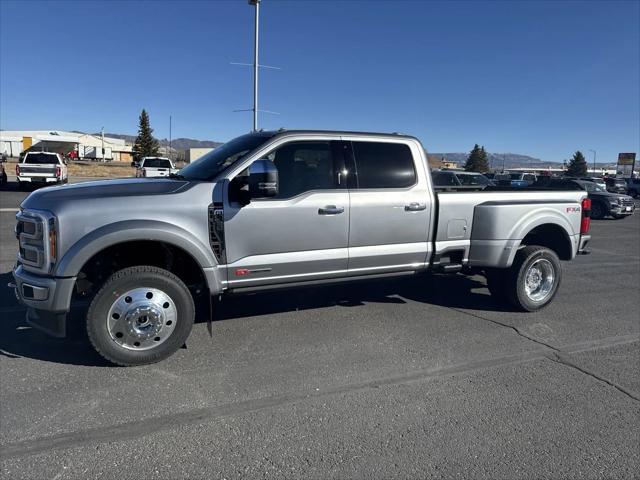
<box><xmin>249</xmin><ymin>159</ymin><xmax>278</xmax><ymax>198</ymax></box>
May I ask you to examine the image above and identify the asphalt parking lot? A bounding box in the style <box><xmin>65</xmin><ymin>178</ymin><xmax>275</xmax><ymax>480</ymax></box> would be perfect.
<box><xmin>1</xmin><ymin>179</ymin><xmax>639</xmax><ymax>479</ymax></box>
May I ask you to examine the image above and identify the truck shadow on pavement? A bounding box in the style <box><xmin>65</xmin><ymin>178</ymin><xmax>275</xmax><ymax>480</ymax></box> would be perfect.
<box><xmin>0</xmin><ymin>270</ymin><xmax>508</xmax><ymax>367</ymax></box>
<box><xmin>215</xmin><ymin>273</ymin><xmax>508</xmax><ymax>322</ymax></box>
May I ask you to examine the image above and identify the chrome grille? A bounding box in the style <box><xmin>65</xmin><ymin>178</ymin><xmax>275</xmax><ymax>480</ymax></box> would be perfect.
<box><xmin>621</xmin><ymin>198</ymin><xmax>635</xmax><ymax>207</ymax></box>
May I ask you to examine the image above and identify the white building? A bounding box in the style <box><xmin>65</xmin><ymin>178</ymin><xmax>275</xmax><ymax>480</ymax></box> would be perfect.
<box><xmin>0</xmin><ymin>130</ymin><xmax>133</xmax><ymax>162</ymax></box>
<box><xmin>185</xmin><ymin>147</ymin><xmax>215</xmax><ymax>163</ymax></box>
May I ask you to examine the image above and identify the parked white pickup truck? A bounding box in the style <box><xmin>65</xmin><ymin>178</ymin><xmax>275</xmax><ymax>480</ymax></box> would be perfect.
<box><xmin>16</xmin><ymin>152</ymin><xmax>68</xmax><ymax>189</ymax></box>
<box><xmin>134</xmin><ymin>157</ymin><xmax>177</xmax><ymax>178</ymax></box>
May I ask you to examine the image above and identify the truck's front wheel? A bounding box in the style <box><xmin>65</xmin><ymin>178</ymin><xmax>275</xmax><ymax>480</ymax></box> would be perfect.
<box><xmin>506</xmin><ymin>246</ymin><xmax>562</xmax><ymax>312</ymax></box>
<box><xmin>86</xmin><ymin>266</ymin><xmax>195</xmax><ymax>366</ymax></box>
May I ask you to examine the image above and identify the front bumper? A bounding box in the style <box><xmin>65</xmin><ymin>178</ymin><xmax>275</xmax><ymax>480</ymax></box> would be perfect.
<box><xmin>609</xmin><ymin>204</ymin><xmax>635</xmax><ymax>216</ymax></box>
<box><xmin>11</xmin><ymin>265</ymin><xmax>76</xmax><ymax>337</ymax></box>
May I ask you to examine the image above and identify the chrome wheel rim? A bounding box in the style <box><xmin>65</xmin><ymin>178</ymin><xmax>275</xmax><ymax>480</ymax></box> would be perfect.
<box><xmin>524</xmin><ymin>259</ymin><xmax>555</xmax><ymax>302</ymax></box>
<box><xmin>107</xmin><ymin>287</ymin><xmax>177</xmax><ymax>351</ymax></box>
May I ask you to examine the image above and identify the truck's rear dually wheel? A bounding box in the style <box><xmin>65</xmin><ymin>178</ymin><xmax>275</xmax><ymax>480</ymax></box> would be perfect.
<box><xmin>506</xmin><ymin>245</ymin><xmax>562</xmax><ymax>312</ymax></box>
<box><xmin>86</xmin><ymin>266</ymin><xmax>195</xmax><ymax>366</ymax></box>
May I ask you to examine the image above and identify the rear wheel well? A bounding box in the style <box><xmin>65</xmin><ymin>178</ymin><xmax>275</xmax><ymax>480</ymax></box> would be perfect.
<box><xmin>75</xmin><ymin>241</ymin><xmax>207</xmax><ymax>300</ymax></box>
<box><xmin>519</xmin><ymin>224</ymin><xmax>572</xmax><ymax>261</ymax></box>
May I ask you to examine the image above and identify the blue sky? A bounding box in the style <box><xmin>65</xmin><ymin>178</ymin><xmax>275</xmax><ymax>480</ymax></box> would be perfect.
<box><xmin>1</xmin><ymin>0</ymin><xmax>638</xmax><ymax>162</ymax></box>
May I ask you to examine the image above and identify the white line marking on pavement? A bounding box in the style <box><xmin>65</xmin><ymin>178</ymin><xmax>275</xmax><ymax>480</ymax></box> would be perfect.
<box><xmin>0</xmin><ymin>208</ymin><xmax>19</xmax><ymax>212</ymax></box>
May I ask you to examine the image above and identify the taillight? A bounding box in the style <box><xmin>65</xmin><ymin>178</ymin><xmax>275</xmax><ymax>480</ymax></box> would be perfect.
<box><xmin>580</xmin><ymin>197</ymin><xmax>591</xmax><ymax>234</ymax></box>
<box><xmin>16</xmin><ymin>165</ymin><xmax>20</xmax><ymax>176</ymax></box>
<box><xmin>55</xmin><ymin>166</ymin><xmax>61</xmax><ymax>177</ymax></box>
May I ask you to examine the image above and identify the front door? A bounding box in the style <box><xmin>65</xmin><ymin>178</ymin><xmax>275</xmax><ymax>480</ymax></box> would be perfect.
<box><xmin>223</xmin><ymin>140</ymin><xmax>349</xmax><ymax>288</ymax></box>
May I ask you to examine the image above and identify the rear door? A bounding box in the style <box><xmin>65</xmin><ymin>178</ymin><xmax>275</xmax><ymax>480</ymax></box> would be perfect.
<box><xmin>346</xmin><ymin>139</ymin><xmax>431</xmax><ymax>274</ymax></box>
<box><xmin>223</xmin><ymin>139</ymin><xmax>350</xmax><ymax>288</ymax></box>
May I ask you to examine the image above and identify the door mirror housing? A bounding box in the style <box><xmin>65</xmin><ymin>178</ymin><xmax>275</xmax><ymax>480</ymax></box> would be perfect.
<box><xmin>249</xmin><ymin>159</ymin><xmax>278</xmax><ymax>198</ymax></box>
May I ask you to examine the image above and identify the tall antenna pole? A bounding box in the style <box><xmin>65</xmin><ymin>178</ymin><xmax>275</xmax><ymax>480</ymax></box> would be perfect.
<box><xmin>251</xmin><ymin>0</ymin><xmax>260</xmax><ymax>132</ymax></box>
<box><xmin>169</xmin><ymin>115</ymin><xmax>172</xmax><ymax>160</ymax></box>
<box><xmin>233</xmin><ymin>0</ymin><xmax>280</xmax><ymax>130</ymax></box>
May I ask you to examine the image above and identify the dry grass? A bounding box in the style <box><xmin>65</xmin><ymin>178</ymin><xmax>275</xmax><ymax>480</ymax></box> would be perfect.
<box><xmin>67</xmin><ymin>162</ymin><xmax>136</xmax><ymax>178</ymax></box>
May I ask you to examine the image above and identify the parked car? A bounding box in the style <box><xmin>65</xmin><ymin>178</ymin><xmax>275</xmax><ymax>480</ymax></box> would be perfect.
<box><xmin>578</xmin><ymin>177</ymin><xmax>607</xmax><ymax>188</ymax></box>
<box><xmin>494</xmin><ymin>172</ymin><xmax>537</xmax><ymax>187</ymax></box>
<box><xmin>431</xmin><ymin>169</ymin><xmax>493</xmax><ymax>190</ymax></box>
<box><xmin>133</xmin><ymin>157</ymin><xmax>177</xmax><ymax>178</ymax></box>
<box><xmin>604</xmin><ymin>176</ymin><xmax>628</xmax><ymax>194</ymax></box>
<box><xmin>16</xmin><ymin>151</ymin><xmax>68</xmax><ymax>189</ymax></box>
<box><xmin>12</xmin><ymin>130</ymin><xmax>591</xmax><ymax>366</ymax></box>
<box><xmin>0</xmin><ymin>153</ymin><xmax>7</xmax><ymax>185</ymax></box>
<box><xmin>534</xmin><ymin>177</ymin><xmax>635</xmax><ymax>219</ymax></box>
<box><xmin>625</xmin><ymin>177</ymin><xmax>640</xmax><ymax>198</ymax></box>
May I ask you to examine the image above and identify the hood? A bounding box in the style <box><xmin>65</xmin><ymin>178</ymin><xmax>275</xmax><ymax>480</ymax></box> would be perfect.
<box><xmin>21</xmin><ymin>178</ymin><xmax>191</xmax><ymax>210</ymax></box>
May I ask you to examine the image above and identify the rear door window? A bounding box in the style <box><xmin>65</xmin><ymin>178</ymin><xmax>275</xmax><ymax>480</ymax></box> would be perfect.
<box><xmin>143</xmin><ymin>158</ymin><xmax>172</xmax><ymax>168</ymax></box>
<box><xmin>24</xmin><ymin>153</ymin><xmax>59</xmax><ymax>164</ymax></box>
<box><xmin>351</xmin><ymin>142</ymin><xmax>416</xmax><ymax>189</ymax></box>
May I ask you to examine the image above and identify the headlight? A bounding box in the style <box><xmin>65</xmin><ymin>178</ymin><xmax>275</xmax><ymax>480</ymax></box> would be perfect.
<box><xmin>16</xmin><ymin>209</ymin><xmax>58</xmax><ymax>273</ymax></box>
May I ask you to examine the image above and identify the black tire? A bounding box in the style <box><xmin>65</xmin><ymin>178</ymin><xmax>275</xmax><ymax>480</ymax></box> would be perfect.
<box><xmin>611</xmin><ymin>214</ymin><xmax>627</xmax><ymax>220</ymax></box>
<box><xmin>86</xmin><ymin>265</ymin><xmax>195</xmax><ymax>366</ymax></box>
<box><xmin>0</xmin><ymin>172</ymin><xmax>6</xmax><ymax>185</ymax></box>
<box><xmin>485</xmin><ymin>268</ymin><xmax>508</xmax><ymax>303</ymax></box>
<box><xmin>506</xmin><ymin>246</ymin><xmax>562</xmax><ymax>312</ymax></box>
<box><xmin>17</xmin><ymin>180</ymin><xmax>23</xmax><ymax>191</ymax></box>
<box><xmin>590</xmin><ymin>201</ymin><xmax>606</xmax><ymax>219</ymax></box>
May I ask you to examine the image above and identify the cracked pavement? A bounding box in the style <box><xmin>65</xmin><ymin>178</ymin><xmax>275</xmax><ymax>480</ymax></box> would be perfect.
<box><xmin>1</xmin><ymin>184</ymin><xmax>639</xmax><ymax>479</ymax></box>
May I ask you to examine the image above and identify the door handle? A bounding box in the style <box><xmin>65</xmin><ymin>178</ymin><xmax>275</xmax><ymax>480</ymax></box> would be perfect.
<box><xmin>318</xmin><ymin>205</ymin><xmax>345</xmax><ymax>215</ymax></box>
<box><xmin>404</xmin><ymin>202</ymin><xmax>426</xmax><ymax>211</ymax></box>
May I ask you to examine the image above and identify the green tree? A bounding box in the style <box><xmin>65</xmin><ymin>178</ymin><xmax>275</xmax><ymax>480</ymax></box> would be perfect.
<box><xmin>464</xmin><ymin>144</ymin><xmax>489</xmax><ymax>172</ymax></box>
<box><xmin>566</xmin><ymin>150</ymin><xmax>587</xmax><ymax>177</ymax></box>
<box><xmin>132</xmin><ymin>109</ymin><xmax>159</xmax><ymax>160</ymax></box>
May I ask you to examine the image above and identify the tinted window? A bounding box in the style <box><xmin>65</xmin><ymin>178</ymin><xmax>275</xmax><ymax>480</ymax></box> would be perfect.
<box><xmin>352</xmin><ymin>142</ymin><xmax>416</xmax><ymax>188</ymax></box>
<box><xmin>431</xmin><ymin>171</ymin><xmax>459</xmax><ymax>186</ymax></box>
<box><xmin>457</xmin><ymin>173</ymin><xmax>490</xmax><ymax>186</ymax></box>
<box><xmin>265</xmin><ymin>142</ymin><xmax>337</xmax><ymax>199</ymax></box>
<box><xmin>24</xmin><ymin>153</ymin><xmax>59</xmax><ymax>165</ymax></box>
<box><xmin>143</xmin><ymin>158</ymin><xmax>171</xmax><ymax>168</ymax></box>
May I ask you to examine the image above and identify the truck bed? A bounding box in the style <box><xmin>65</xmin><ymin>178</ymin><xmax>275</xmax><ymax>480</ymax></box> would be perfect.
<box><xmin>434</xmin><ymin>189</ymin><xmax>586</xmax><ymax>268</ymax></box>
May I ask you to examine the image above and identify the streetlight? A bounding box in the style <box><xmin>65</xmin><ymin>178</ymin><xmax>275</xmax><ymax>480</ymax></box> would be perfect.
<box><xmin>588</xmin><ymin>149</ymin><xmax>596</xmax><ymax>176</ymax></box>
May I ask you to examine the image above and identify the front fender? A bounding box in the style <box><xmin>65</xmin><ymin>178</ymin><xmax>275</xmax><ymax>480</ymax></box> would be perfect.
<box><xmin>55</xmin><ymin>219</ymin><xmax>217</xmax><ymax>278</ymax></box>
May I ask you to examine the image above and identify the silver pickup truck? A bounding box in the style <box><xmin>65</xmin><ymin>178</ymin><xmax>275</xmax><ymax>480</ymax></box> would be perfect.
<box><xmin>11</xmin><ymin>130</ymin><xmax>591</xmax><ymax>366</ymax></box>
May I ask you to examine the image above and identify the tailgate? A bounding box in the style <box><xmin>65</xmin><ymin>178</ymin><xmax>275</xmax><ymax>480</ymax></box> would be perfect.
<box><xmin>18</xmin><ymin>164</ymin><xmax>57</xmax><ymax>176</ymax></box>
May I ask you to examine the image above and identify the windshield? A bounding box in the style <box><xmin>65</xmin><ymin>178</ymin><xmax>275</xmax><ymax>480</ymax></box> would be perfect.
<box><xmin>495</xmin><ymin>173</ymin><xmax>510</xmax><ymax>181</ymax></box>
<box><xmin>178</xmin><ymin>134</ymin><xmax>272</xmax><ymax>181</ymax></box>
<box><xmin>24</xmin><ymin>153</ymin><xmax>59</xmax><ymax>165</ymax></box>
<box><xmin>457</xmin><ymin>173</ymin><xmax>490</xmax><ymax>186</ymax></box>
<box><xmin>509</xmin><ymin>173</ymin><xmax>522</xmax><ymax>180</ymax></box>
<box><xmin>143</xmin><ymin>158</ymin><xmax>172</xmax><ymax>168</ymax></box>
<box><xmin>577</xmin><ymin>180</ymin><xmax>605</xmax><ymax>192</ymax></box>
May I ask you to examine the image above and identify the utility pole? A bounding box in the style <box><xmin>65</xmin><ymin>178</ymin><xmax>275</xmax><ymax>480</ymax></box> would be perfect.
<box><xmin>251</xmin><ymin>0</ymin><xmax>259</xmax><ymax>132</ymax></box>
<box><xmin>169</xmin><ymin>115</ymin><xmax>172</xmax><ymax>161</ymax></box>
<box><xmin>232</xmin><ymin>0</ymin><xmax>279</xmax><ymax>131</ymax></box>
<box><xmin>589</xmin><ymin>149</ymin><xmax>596</xmax><ymax>176</ymax></box>
<box><xmin>101</xmin><ymin>126</ymin><xmax>105</xmax><ymax>162</ymax></box>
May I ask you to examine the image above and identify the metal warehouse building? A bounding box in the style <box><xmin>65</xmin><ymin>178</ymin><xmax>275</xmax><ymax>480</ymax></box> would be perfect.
<box><xmin>0</xmin><ymin>130</ymin><xmax>133</xmax><ymax>162</ymax></box>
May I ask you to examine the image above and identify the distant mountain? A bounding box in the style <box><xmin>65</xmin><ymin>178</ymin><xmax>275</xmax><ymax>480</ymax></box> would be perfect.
<box><xmin>430</xmin><ymin>152</ymin><xmax>560</xmax><ymax>169</ymax></box>
<box><xmin>101</xmin><ymin>133</ymin><xmax>222</xmax><ymax>151</ymax></box>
